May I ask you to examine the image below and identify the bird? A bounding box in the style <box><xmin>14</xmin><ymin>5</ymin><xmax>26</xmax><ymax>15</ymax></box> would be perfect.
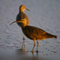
<box><xmin>10</xmin><ymin>19</ymin><xmax>57</xmax><ymax>53</ymax></box>
<box><xmin>16</xmin><ymin>5</ymin><xmax>30</xmax><ymax>40</ymax></box>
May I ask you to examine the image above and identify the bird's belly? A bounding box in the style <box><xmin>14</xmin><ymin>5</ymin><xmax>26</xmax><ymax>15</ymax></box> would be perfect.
<box><xmin>23</xmin><ymin>32</ymin><xmax>46</xmax><ymax>40</ymax></box>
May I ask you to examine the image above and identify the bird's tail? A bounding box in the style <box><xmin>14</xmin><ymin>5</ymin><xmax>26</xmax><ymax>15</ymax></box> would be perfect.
<box><xmin>46</xmin><ymin>33</ymin><xmax>57</xmax><ymax>39</ymax></box>
<box><xmin>53</xmin><ymin>35</ymin><xmax>57</xmax><ymax>39</ymax></box>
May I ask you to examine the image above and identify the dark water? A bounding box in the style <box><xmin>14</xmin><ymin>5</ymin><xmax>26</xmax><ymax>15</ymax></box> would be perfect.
<box><xmin>0</xmin><ymin>39</ymin><xmax>60</xmax><ymax>60</ymax></box>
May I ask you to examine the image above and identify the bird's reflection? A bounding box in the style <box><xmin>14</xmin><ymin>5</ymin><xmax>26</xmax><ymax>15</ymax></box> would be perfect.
<box><xmin>18</xmin><ymin>39</ymin><xmax>39</xmax><ymax>54</ymax></box>
<box><xmin>16</xmin><ymin>42</ymin><xmax>46</xmax><ymax>60</ymax></box>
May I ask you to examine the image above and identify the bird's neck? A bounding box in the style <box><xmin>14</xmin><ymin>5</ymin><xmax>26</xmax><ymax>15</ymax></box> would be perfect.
<box><xmin>21</xmin><ymin>23</ymin><xmax>27</xmax><ymax>28</ymax></box>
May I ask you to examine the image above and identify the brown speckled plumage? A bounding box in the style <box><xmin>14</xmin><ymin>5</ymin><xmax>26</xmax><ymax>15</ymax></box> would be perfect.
<box><xmin>16</xmin><ymin>12</ymin><xmax>29</xmax><ymax>26</ymax></box>
<box><xmin>16</xmin><ymin>5</ymin><xmax>29</xmax><ymax>27</ymax></box>
<box><xmin>22</xmin><ymin>26</ymin><xmax>57</xmax><ymax>40</ymax></box>
<box><xmin>10</xmin><ymin>14</ymin><xmax>57</xmax><ymax>53</ymax></box>
<box><xmin>16</xmin><ymin>5</ymin><xmax>29</xmax><ymax>40</ymax></box>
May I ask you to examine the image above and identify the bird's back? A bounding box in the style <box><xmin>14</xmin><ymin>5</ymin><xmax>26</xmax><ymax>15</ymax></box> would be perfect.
<box><xmin>16</xmin><ymin>12</ymin><xmax>29</xmax><ymax>26</ymax></box>
<box><xmin>22</xmin><ymin>26</ymin><xmax>57</xmax><ymax>40</ymax></box>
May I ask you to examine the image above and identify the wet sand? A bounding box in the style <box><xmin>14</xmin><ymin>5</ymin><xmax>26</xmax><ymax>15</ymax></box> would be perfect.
<box><xmin>0</xmin><ymin>0</ymin><xmax>60</xmax><ymax>60</ymax></box>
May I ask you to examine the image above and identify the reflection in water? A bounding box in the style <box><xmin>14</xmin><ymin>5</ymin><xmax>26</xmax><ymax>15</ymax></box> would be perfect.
<box><xmin>16</xmin><ymin>41</ymin><xmax>46</xmax><ymax>60</ymax></box>
<box><xmin>18</xmin><ymin>39</ymin><xmax>40</xmax><ymax>54</ymax></box>
<box><xmin>16</xmin><ymin>49</ymin><xmax>46</xmax><ymax>60</ymax></box>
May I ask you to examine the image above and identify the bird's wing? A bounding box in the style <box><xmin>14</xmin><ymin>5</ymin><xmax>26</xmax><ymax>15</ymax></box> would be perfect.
<box><xmin>23</xmin><ymin>26</ymin><xmax>47</xmax><ymax>39</ymax></box>
<box><xmin>16</xmin><ymin>13</ymin><xmax>23</xmax><ymax>21</ymax></box>
<box><xmin>16</xmin><ymin>13</ymin><xmax>29</xmax><ymax>25</ymax></box>
<box><xmin>16</xmin><ymin>13</ymin><xmax>28</xmax><ymax>20</ymax></box>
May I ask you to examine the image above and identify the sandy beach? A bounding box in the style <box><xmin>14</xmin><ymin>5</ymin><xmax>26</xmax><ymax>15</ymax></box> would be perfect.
<box><xmin>0</xmin><ymin>0</ymin><xmax>60</xmax><ymax>60</ymax></box>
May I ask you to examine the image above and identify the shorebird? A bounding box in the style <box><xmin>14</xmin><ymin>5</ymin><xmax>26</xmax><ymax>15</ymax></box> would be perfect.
<box><xmin>10</xmin><ymin>19</ymin><xmax>57</xmax><ymax>53</ymax></box>
<box><xmin>16</xmin><ymin>5</ymin><xmax>29</xmax><ymax>40</ymax></box>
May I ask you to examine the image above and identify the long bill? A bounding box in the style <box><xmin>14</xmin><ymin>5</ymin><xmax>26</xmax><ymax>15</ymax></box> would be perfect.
<box><xmin>26</xmin><ymin>8</ymin><xmax>30</xmax><ymax>11</ymax></box>
<box><xmin>10</xmin><ymin>21</ymin><xmax>22</xmax><ymax>25</ymax></box>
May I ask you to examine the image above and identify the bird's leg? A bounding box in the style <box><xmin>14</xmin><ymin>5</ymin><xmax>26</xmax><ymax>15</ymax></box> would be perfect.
<box><xmin>21</xmin><ymin>33</ymin><xmax>25</xmax><ymax>49</ymax></box>
<box><xmin>23</xmin><ymin>33</ymin><xmax>25</xmax><ymax>40</ymax></box>
<box><xmin>32</xmin><ymin>40</ymin><xmax>36</xmax><ymax>53</ymax></box>
<box><xmin>36</xmin><ymin>40</ymin><xmax>39</xmax><ymax>53</ymax></box>
<box><xmin>21</xmin><ymin>39</ymin><xmax>25</xmax><ymax>49</ymax></box>
<box><xmin>21</xmin><ymin>38</ymin><xmax>27</xmax><ymax>51</ymax></box>
<box><xmin>22</xmin><ymin>33</ymin><xmax>27</xmax><ymax>51</ymax></box>
<box><xmin>23</xmin><ymin>41</ymin><xmax>27</xmax><ymax>51</ymax></box>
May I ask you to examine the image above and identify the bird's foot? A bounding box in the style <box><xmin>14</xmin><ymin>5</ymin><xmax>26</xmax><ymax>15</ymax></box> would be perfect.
<box><xmin>32</xmin><ymin>50</ymin><xmax>34</xmax><ymax>54</ymax></box>
<box><xmin>36</xmin><ymin>50</ymin><xmax>39</xmax><ymax>53</ymax></box>
<box><xmin>20</xmin><ymin>48</ymin><xmax>27</xmax><ymax>52</ymax></box>
<box><xmin>23</xmin><ymin>38</ymin><xmax>25</xmax><ymax>40</ymax></box>
<box><xmin>23</xmin><ymin>48</ymin><xmax>27</xmax><ymax>52</ymax></box>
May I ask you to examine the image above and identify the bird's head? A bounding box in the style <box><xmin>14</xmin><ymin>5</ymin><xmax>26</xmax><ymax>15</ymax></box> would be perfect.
<box><xmin>19</xmin><ymin>5</ymin><xmax>30</xmax><ymax>12</ymax></box>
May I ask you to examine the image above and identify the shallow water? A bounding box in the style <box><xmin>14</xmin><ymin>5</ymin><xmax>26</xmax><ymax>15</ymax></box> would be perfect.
<box><xmin>0</xmin><ymin>0</ymin><xmax>60</xmax><ymax>60</ymax></box>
